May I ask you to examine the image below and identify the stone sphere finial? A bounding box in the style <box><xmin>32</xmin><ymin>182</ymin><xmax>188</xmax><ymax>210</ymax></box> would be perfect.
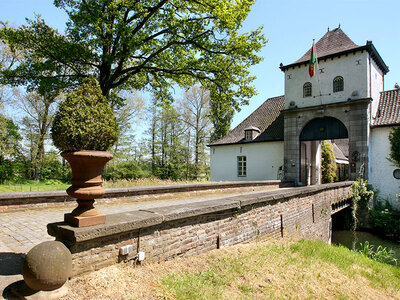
<box><xmin>22</xmin><ymin>241</ymin><xmax>72</xmax><ymax>291</ymax></box>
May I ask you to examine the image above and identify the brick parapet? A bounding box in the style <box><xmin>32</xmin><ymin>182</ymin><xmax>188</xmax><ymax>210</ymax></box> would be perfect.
<box><xmin>0</xmin><ymin>180</ymin><xmax>292</xmax><ymax>212</ymax></box>
<box><xmin>48</xmin><ymin>181</ymin><xmax>353</xmax><ymax>276</ymax></box>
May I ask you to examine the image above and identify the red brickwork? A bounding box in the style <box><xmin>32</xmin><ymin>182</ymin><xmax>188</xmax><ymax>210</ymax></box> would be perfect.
<box><xmin>48</xmin><ymin>183</ymin><xmax>352</xmax><ymax>276</ymax></box>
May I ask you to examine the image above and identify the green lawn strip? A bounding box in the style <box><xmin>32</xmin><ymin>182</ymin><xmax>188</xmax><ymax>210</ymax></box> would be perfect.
<box><xmin>158</xmin><ymin>240</ymin><xmax>400</xmax><ymax>299</ymax></box>
<box><xmin>290</xmin><ymin>240</ymin><xmax>400</xmax><ymax>290</ymax></box>
<box><xmin>0</xmin><ymin>180</ymin><xmax>69</xmax><ymax>192</ymax></box>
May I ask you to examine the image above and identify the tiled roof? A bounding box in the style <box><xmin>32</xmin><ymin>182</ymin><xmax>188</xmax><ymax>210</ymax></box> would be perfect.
<box><xmin>333</xmin><ymin>139</ymin><xmax>349</xmax><ymax>158</ymax></box>
<box><xmin>210</xmin><ymin>96</ymin><xmax>284</xmax><ymax>146</ymax></box>
<box><xmin>331</xmin><ymin>142</ymin><xmax>348</xmax><ymax>162</ymax></box>
<box><xmin>373</xmin><ymin>89</ymin><xmax>400</xmax><ymax>127</ymax></box>
<box><xmin>280</xmin><ymin>28</ymin><xmax>389</xmax><ymax>74</ymax></box>
<box><xmin>294</xmin><ymin>28</ymin><xmax>359</xmax><ymax>64</ymax></box>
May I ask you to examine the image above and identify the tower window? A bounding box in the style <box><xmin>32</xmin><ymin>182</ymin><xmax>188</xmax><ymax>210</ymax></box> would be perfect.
<box><xmin>333</xmin><ymin>76</ymin><xmax>344</xmax><ymax>92</ymax></box>
<box><xmin>303</xmin><ymin>82</ymin><xmax>312</xmax><ymax>97</ymax></box>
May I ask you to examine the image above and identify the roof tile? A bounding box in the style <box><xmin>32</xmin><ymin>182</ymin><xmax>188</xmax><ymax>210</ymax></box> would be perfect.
<box><xmin>210</xmin><ymin>96</ymin><xmax>284</xmax><ymax>145</ymax></box>
<box><xmin>373</xmin><ymin>89</ymin><xmax>400</xmax><ymax>126</ymax></box>
<box><xmin>295</xmin><ymin>27</ymin><xmax>359</xmax><ymax>64</ymax></box>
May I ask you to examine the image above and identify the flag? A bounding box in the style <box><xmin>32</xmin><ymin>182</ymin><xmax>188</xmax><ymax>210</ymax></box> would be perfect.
<box><xmin>309</xmin><ymin>42</ymin><xmax>316</xmax><ymax>77</ymax></box>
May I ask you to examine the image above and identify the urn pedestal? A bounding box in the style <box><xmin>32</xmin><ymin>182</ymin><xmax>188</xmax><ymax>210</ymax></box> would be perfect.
<box><xmin>61</xmin><ymin>150</ymin><xmax>113</xmax><ymax>227</ymax></box>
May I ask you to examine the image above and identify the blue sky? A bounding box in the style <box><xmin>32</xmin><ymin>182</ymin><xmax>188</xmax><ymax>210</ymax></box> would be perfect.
<box><xmin>1</xmin><ymin>0</ymin><xmax>399</xmax><ymax>128</ymax></box>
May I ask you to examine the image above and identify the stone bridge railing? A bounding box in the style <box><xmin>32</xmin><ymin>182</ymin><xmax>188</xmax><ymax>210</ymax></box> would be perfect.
<box><xmin>0</xmin><ymin>180</ymin><xmax>291</xmax><ymax>212</ymax></box>
<box><xmin>48</xmin><ymin>181</ymin><xmax>353</xmax><ymax>276</ymax></box>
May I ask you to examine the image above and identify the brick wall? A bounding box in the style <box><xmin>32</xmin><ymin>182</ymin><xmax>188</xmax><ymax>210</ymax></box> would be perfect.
<box><xmin>48</xmin><ymin>182</ymin><xmax>353</xmax><ymax>276</ymax></box>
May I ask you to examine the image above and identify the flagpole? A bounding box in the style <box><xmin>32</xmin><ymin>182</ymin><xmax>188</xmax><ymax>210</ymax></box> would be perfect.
<box><xmin>314</xmin><ymin>39</ymin><xmax>323</xmax><ymax>106</ymax></box>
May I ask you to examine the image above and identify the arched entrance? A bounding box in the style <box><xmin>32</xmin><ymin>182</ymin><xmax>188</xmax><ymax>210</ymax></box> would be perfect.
<box><xmin>299</xmin><ymin>117</ymin><xmax>349</xmax><ymax>186</ymax></box>
<box><xmin>283</xmin><ymin>99</ymin><xmax>370</xmax><ymax>185</ymax></box>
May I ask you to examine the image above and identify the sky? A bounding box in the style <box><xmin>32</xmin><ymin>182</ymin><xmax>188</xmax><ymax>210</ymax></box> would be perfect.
<box><xmin>1</xmin><ymin>0</ymin><xmax>399</xmax><ymax>128</ymax></box>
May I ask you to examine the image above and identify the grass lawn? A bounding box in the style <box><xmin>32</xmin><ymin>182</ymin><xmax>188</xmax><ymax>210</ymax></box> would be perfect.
<box><xmin>62</xmin><ymin>239</ymin><xmax>400</xmax><ymax>299</ymax></box>
<box><xmin>0</xmin><ymin>180</ymin><xmax>69</xmax><ymax>192</ymax></box>
<box><xmin>0</xmin><ymin>178</ymin><xmax>209</xmax><ymax>193</ymax></box>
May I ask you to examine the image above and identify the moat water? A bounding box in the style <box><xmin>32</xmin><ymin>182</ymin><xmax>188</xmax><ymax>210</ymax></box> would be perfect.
<box><xmin>332</xmin><ymin>230</ymin><xmax>400</xmax><ymax>260</ymax></box>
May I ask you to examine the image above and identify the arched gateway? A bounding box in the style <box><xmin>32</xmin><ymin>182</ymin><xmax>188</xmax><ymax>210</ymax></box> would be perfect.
<box><xmin>298</xmin><ymin>117</ymin><xmax>349</xmax><ymax>186</ymax></box>
<box><xmin>283</xmin><ymin>99</ymin><xmax>370</xmax><ymax>185</ymax></box>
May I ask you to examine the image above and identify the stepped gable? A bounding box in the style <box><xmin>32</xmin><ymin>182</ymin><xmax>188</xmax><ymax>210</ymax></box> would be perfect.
<box><xmin>210</xmin><ymin>96</ymin><xmax>284</xmax><ymax>146</ymax></box>
<box><xmin>295</xmin><ymin>27</ymin><xmax>359</xmax><ymax>64</ymax></box>
<box><xmin>373</xmin><ymin>89</ymin><xmax>400</xmax><ymax>127</ymax></box>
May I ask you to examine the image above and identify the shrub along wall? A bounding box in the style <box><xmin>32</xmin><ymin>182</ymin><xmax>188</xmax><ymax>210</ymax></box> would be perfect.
<box><xmin>48</xmin><ymin>182</ymin><xmax>353</xmax><ymax>276</ymax></box>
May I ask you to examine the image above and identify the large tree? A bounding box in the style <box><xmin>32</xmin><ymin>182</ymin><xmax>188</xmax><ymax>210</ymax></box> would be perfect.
<box><xmin>178</xmin><ymin>86</ymin><xmax>212</xmax><ymax>178</ymax></box>
<box><xmin>0</xmin><ymin>0</ymin><xmax>265</xmax><ymax>109</ymax></box>
<box><xmin>11</xmin><ymin>90</ymin><xmax>59</xmax><ymax>180</ymax></box>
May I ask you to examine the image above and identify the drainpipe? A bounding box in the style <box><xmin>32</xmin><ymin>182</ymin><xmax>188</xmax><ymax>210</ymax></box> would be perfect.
<box><xmin>368</xmin><ymin>52</ymin><xmax>372</xmax><ymax>121</ymax></box>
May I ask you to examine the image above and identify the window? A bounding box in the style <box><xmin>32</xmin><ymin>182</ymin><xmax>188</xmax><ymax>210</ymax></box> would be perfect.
<box><xmin>303</xmin><ymin>82</ymin><xmax>312</xmax><ymax>97</ymax></box>
<box><xmin>245</xmin><ymin>130</ymin><xmax>252</xmax><ymax>140</ymax></box>
<box><xmin>237</xmin><ymin>156</ymin><xmax>246</xmax><ymax>177</ymax></box>
<box><xmin>333</xmin><ymin>76</ymin><xmax>344</xmax><ymax>92</ymax></box>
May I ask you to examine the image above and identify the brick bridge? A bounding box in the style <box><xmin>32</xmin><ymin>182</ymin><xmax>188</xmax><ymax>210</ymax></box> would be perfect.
<box><xmin>47</xmin><ymin>181</ymin><xmax>353</xmax><ymax>276</ymax></box>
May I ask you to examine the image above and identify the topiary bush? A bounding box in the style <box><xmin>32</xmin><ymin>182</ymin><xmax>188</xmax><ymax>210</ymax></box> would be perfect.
<box><xmin>51</xmin><ymin>77</ymin><xmax>119</xmax><ymax>151</ymax></box>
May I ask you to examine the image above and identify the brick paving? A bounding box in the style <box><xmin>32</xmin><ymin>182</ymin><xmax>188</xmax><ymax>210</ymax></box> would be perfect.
<box><xmin>0</xmin><ymin>188</ymin><xmax>284</xmax><ymax>254</ymax></box>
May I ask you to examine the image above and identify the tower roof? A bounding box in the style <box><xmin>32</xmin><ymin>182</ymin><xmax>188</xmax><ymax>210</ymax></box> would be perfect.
<box><xmin>280</xmin><ymin>27</ymin><xmax>389</xmax><ymax>74</ymax></box>
<box><xmin>295</xmin><ymin>27</ymin><xmax>359</xmax><ymax>64</ymax></box>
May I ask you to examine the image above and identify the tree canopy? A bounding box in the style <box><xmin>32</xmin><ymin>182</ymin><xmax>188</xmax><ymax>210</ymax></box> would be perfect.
<box><xmin>388</xmin><ymin>126</ymin><xmax>400</xmax><ymax>168</ymax></box>
<box><xmin>0</xmin><ymin>0</ymin><xmax>266</xmax><ymax>108</ymax></box>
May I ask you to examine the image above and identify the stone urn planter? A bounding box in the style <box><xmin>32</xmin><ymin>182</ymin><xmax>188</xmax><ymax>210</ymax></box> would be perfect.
<box><xmin>51</xmin><ymin>78</ymin><xmax>119</xmax><ymax>227</ymax></box>
<box><xmin>62</xmin><ymin>150</ymin><xmax>113</xmax><ymax>227</ymax></box>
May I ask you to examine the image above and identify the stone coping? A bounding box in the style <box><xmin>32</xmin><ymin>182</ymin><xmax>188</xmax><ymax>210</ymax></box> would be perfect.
<box><xmin>0</xmin><ymin>180</ymin><xmax>289</xmax><ymax>201</ymax></box>
<box><xmin>48</xmin><ymin>181</ymin><xmax>353</xmax><ymax>244</ymax></box>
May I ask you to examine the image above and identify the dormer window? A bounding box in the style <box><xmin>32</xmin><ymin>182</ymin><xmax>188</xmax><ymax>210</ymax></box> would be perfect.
<box><xmin>333</xmin><ymin>76</ymin><xmax>344</xmax><ymax>92</ymax></box>
<box><xmin>303</xmin><ymin>82</ymin><xmax>312</xmax><ymax>97</ymax></box>
<box><xmin>244</xmin><ymin>126</ymin><xmax>261</xmax><ymax>141</ymax></box>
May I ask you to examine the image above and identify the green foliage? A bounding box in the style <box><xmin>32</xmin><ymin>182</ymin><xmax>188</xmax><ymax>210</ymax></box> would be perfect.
<box><xmin>103</xmin><ymin>160</ymin><xmax>150</xmax><ymax>181</ymax></box>
<box><xmin>357</xmin><ymin>241</ymin><xmax>398</xmax><ymax>266</ymax></box>
<box><xmin>321</xmin><ymin>140</ymin><xmax>337</xmax><ymax>183</ymax></box>
<box><xmin>351</xmin><ymin>178</ymin><xmax>374</xmax><ymax>231</ymax></box>
<box><xmin>369</xmin><ymin>200</ymin><xmax>400</xmax><ymax>241</ymax></box>
<box><xmin>209</xmin><ymin>98</ymin><xmax>234</xmax><ymax>142</ymax></box>
<box><xmin>51</xmin><ymin>77</ymin><xmax>119</xmax><ymax>151</ymax></box>
<box><xmin>0</xmin><ymin>0</ymin><xmax>266</xmax><ymax>110</ymax></box>
<box><xmin>0</xmin><ymin>115</ymin><xmax>21</xmax><ymax>159</ymax></box>
<box><xmin>38</xmin><ymin>150</ymin><xmax>71</xmax><ymax>181</ymax></box>
<box><xmin>388</xmin><ymin>126</ymin><xmax>400</xmax><ymax>168</ymax></box>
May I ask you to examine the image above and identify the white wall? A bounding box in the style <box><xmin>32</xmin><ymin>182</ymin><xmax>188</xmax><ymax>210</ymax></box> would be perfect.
<box><xmin>368</xmin><ymin>55</ymin><xmax>384</xmax><ymax>119</ymax></box>
<box><xmin>369</xmin><ymin>127</ymin><xmax>400</xmax><ymax>208</ymax></box>
<box><xmin>284</xmin><ymin>50</ymin><xmax>368</xmax><ymax>109</ymax></box>
<box><xmin>210</xmin><ymin>142</ymin><xmax>284</xmax><ymax>181</ymax></box>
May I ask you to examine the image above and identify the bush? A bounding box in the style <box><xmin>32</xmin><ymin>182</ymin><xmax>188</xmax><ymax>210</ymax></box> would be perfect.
<box><xmin>352</xmin><ymin>178</ymin><xmax>374</xmax><ymax>231</ymax></box>
<box><xmin>103</xmin><ymin>160</ymin><xmax>150</xmax><ymax>181</ymax></box>
<box><xmin>51</xmin><ymin>77</ymin><xmax>119</xmax><ymax>151</ymax></box>
<box><xmin>357</xmin><ymin>241</ymin><xmax>398</xmax><ymax>266</ymax></box>
<box><xmin>39</xmin><ymin>151</ymin><xmax>71</xmax><ymax>182</ymax></box>
<box><xmin>369</xmin><ymin>200</ymin><xmax>400</xmax><ymax>241</ymax></box>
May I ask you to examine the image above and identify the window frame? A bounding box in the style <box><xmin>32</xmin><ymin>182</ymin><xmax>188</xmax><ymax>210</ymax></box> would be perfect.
<box><xmin>333</xmin><ymin>76</ymin><xmax>344</xmax><ymax>93</ymax></box>
<box><xmin>237</xmin><ymin>156</ymin><xmax>247</xmax><ymax>177</ymax></box>
<box><xmin>303</xmin><ymin>82</ymin><xmax>312</xmax><ymax>98</ymax></box>
<box><xmin>245</xmin><ymin>130</ymin><xmax>252</xmax><ymax>140</ymax></box>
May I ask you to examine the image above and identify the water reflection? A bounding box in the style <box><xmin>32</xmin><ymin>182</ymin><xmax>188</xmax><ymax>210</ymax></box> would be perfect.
<box><xmin>332</xmin><ymin>230</ymin><xmax>400</xmax><ymax>260</ymax></box>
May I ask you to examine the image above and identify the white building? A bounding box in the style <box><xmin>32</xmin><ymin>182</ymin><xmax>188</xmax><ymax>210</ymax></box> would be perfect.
<box><xmin>209</xmin><ymin>27</ymin><xmax>399</xmax><ymax>205</ymax></box>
